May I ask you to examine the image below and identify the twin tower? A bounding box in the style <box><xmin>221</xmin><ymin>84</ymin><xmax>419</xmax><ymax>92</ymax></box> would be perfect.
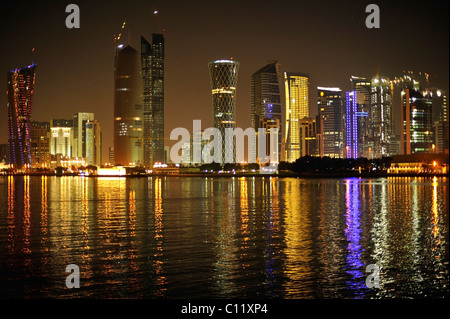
<box><xmin>114</xmin><ymin>34</ymin><xmax>164</xmax><ymax>167</ymax></box>
<box><xmin>114</xmin><ymin>31</ymin><xmax>240</xmax><ymax>167</ymax></box>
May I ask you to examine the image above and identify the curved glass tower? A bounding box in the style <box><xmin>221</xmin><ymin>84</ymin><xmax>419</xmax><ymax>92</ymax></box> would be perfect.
<box><xmin>114</xmin><ymin>45</ymin><xmax>143</xmax><ymax>166</ymax></box>
<box><xmin>208</xmin><ymin>59</ymin><xmax>239</xmax><ymax>164</ymax></box>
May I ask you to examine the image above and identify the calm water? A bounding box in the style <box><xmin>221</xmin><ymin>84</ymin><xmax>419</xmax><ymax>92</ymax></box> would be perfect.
<box><xmin>0</xmin><ymin>175</ymin><xmax>448</xmax><ymax>299</ymax></box>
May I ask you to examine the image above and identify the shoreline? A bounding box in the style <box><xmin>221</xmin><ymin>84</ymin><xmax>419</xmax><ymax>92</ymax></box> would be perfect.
<box><xmin>1</xmin><ymin>172</ymin><xmax>448</xmax><ymax>179</ymax></box>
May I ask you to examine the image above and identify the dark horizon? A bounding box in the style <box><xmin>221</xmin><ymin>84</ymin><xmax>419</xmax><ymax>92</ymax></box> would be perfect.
<box><xmin>1</xmin><ymin>0</ymin><xmax>448</xmax><ymax>159</ymax></box>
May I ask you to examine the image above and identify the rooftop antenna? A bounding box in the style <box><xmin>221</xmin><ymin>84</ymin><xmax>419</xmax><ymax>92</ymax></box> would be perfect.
<box><xmin>153</xmin><ymin>6</ymin><xmax>163</xmax><ymax>33</ymax></box>
<box><xmin>31</xmin><ymin>47</ymin><xmax>35</xmax><ymax>65</ymax></box>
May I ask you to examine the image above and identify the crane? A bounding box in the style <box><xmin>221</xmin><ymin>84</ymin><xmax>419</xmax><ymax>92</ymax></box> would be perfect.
<box><xmin>424</xmin><ymin>72</ymin><xmax>438</xmax><ymax>89</ymax></box>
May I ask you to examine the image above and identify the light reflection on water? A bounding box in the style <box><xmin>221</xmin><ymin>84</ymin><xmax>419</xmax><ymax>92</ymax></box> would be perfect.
<box><xmin>0</xmin><ymin>175</ymin><xmax>448</xmax><ymax>299</ymax></box>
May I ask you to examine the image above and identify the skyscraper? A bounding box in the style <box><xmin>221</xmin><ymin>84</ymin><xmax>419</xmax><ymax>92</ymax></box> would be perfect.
<box><xmin>114</xmin><ymin>44</ymin><xmax>144</xmax><ymax>166</ymax></box>
<box><xmin>208</xmin><ymin>59</ymin><xmax>240</xmax><ymax>164</ymax></box>
<box><xmin>429</xmin><ymin>88</ymin><xmax>449</xmax><ymax>154</ymax></box>
<box><xmin>251</xmin><ymin>62</ymin><xmax>284</xmax><ymax>162</ymax></box>
<box><xmin>371</xmin><ymin>75</ymin><xmax>392</xmax><ymax>157</ymax></box>
<box><xmin>142</xmin><ymin>34</ymin><xmax>165</xmax><ymax>165</ymax></box>
<box><xmin>351</xmin><ymin>76</ymin><xmax>371</xmax><ymax>158</ymax></box>
<box><xmin>7</xmin><ymin>64</ymin><xmax>36</xmax><ymax>169</ymax></box>
<box><xmin>284</xmin><ymin>72</ymin><xmax>309</xmax><ymax>162</ymax></box>
<box><xmin>317</xmin><ymin>87</ymin><xmax>343</xmax><ymax>158</ymax></box>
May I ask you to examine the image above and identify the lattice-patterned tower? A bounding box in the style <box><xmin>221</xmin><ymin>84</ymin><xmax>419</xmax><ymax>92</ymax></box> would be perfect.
<box><xmin>208</xmin><ymin>59</ymin><xmax>239</xmax><ymax>164</ymax></box>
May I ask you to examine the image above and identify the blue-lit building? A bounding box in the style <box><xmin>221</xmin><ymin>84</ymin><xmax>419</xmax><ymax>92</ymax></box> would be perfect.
<box><xmin>345</xmin><ymin>91</ymin><xmax>358</xmax><ymax>158</ymax></box>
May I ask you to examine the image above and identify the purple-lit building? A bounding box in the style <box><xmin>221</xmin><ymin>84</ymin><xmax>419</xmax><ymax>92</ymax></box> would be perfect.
<box><xmin>7</xmin><ymin>64</ymin><xmax>36</xmax><ymax>169</ymax></box>
<box><xmin>345</xmin><ymin>91</ymin><xmax>358</xmax><ymax>158</ymax></box>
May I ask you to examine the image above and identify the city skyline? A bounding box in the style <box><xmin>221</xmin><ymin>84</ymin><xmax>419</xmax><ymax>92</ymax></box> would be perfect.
<box><xmin>0</xmin><ymin>0</ymin><xmax>449</xmax><ymax>306</ymax></box>
<box><xmin>0</xmin><ymin>0</ymin><xmax>448</xmax><ymax>162</ymax></box>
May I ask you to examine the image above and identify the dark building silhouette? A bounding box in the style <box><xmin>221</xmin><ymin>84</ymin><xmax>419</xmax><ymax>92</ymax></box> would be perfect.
<box><xmin>114</xmin><ymin>44</ymin><xmax>144</xmax><ymax>166</ymax></box>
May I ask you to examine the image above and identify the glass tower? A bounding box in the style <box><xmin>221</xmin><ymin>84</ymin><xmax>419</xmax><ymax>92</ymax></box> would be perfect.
<box><xmin>317</xmin><ymin>87</ymin><xmax>343</xmax><ymax>158</ymax></box>
<box><xmin>284</xmin><ymin>72</ymin><xmax>309</xmax><ymax>162</ymax></box>
<box><xmin>114</xmin><ymin>44</ymin><xmax>144</xmax><ymax>166</ymax></box>
<box><xmin>7</xmin><ymin>64</ymin><xmax>36</xmax><ymax>169</ymax></box>
<box><xmin>141</xmin><ymin>34</ymin><xmax>165</xmax><ymax>165</ymax></box>
<box><xmin>151</xmin><ymin>34</ymin><xmax>165</xmax><ymax>164</ymax></box>
<box><xmin>371</xmin><ymin>75</ymin><xmax>392</xmax><ymax>157</ymax></box>
<box><xmin>208</xmin><ymin>59</ymin><xmax>240</xmax><ymax>164</ymax></box>
<box><xmin>251</xmin><ymin>61</ymin><xmax>284</xmax><ymax>163</ymax></box>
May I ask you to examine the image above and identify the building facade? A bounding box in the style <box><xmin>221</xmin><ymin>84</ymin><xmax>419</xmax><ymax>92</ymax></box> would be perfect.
<box><xmin>30</xmin><ymin>121</ymin><xmax>50</xmax><ymax>167</ymax></box>
<box><xmin>7</xmin><ymin>64</ymin><xmax>36</xmax><ymax>168</ymax></box>
<box><xmin>50</xmin><ymin>119</ymin><xmax>73</xmax><ymax>157</ymax></box>
<box><xmin>86</xmin><ymin>120</ymin><xmax>102</xmax><ymax>166</ymax></box>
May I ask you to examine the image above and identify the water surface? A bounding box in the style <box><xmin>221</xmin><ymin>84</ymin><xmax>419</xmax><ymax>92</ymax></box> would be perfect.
<box><xmin>0</xmin><ymin>175</ymin><xmax>448</xmax><ymax>298</ymax></box>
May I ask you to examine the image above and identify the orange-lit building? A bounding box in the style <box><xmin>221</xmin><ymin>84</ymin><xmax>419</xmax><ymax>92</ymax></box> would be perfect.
<box><xmin>388</xmin><ymin>153</ymin><xmax>448</xmax><ymax>174</ymax></box>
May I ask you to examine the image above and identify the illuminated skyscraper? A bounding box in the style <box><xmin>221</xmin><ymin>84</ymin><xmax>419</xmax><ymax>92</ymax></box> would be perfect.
<box><xmin>351</xmin><ymin>76</ymin><xmax>371</xmax><ymax>157</ymax></box>
<box><xmin>7</xmin><ymin>64</ymin><xmax>36</xmax><ymax>168</ymax></box>
<box><xmin>401</xmin><ymin>88</ymin><xmax>433</xmax><ymax>154</ymax></box>
<box><xmin>317</xmin><ymin>87</ymin><xmax>343</xmax><ymax>158</ymax></box>
<box><xmin>142</xmin><ymin>34</ymin><xmax>165</xmax><ymax>165</ymax></box>
<box><xmin>284</xmin><ymin>72</ymin><xmax>309</xmax><ymax>162</ymax></box>
<box><xmin>251</xmin><ymin>61</ymin><xmax>284</xmax><ymax>162</ymax></box>
<box><xmin>114</xmin><ymin>44</ymin><xmax>144</xmax><ymax>166</ymax></box>
<box><xmin>371</xmin><ymin>75</ymin><xmax>392</xmax><ymax>157</ymax></box>
<box><xmin>345</xmin><ymin>91</ymin><xmax>358</xmax><ymax>158</ymax></box>
<box><xmin>208</xmin><ymin>59</ymin><xmax>239</xmax><ymax>164</ymax></box>
<box><xmin>428</xmin><ymin>89</ymin><xmax>449</xmax><ymax>153</ymax></box>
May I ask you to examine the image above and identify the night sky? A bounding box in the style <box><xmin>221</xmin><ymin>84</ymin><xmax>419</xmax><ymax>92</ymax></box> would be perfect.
<box><xmin>1</xmin><ymin>0</ymin><xmax>448</xmax><ymax>158</ymax></box>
